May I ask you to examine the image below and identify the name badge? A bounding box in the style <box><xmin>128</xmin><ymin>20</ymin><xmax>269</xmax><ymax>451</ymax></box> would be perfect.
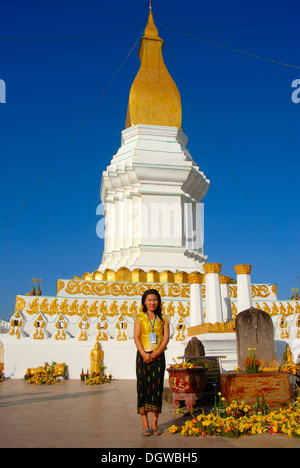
<box><xmin>149</xmin><ymin>333</ymin><xmax>157</xmax><ymax>344</ymax></box>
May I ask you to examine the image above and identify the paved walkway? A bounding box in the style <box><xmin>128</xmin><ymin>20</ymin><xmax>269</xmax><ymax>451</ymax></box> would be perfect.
<box><xmin>1</xmin><ymin>379</ymin><xmax>300</xmax><ymax>449</ymax></box>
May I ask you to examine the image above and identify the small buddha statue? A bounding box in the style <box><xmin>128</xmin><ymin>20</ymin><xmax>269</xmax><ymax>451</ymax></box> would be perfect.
<box><xmin>283</xmin><ymin>344</ymin><xmax>294</xmax><ymax>366</ymax></box>
<box><xmin>90</xmin><ymin>341</ymin><xmax>104</xmax><ymax>375</ymax></box>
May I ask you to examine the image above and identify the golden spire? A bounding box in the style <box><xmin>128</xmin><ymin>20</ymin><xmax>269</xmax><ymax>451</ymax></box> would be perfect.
<box><xmin>125</xmin><ymin>5</ymin><xmax>182</xmax><ymax>129</ymax></box>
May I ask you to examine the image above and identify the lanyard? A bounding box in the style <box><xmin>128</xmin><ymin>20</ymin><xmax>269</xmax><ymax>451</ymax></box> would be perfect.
<box><xmin>146</xmin><ymin>312</ymin><xmax>156</xmax><ymax>332</ymax></box>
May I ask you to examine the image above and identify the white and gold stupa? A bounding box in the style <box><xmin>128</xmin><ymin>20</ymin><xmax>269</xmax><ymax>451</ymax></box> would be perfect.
<box><xmin>2</xmin><ymin>5</ymin><xmax>300</xmax><ymax>379</ymax></box>
<box><xmin>99</xmin><ymin>6</ymin><xmax>209</xmax><ymax>273</ymax></box>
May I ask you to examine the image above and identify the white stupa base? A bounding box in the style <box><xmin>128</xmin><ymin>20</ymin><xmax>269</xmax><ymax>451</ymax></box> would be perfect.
<box><xmin>100</xmin><ymin>245</ymin><xmax>206</xmax><ymax>273</ymax></box>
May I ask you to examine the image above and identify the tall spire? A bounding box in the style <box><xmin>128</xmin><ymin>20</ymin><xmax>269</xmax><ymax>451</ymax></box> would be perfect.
<box><xmin>125</xmin><ymin>5</ymin><xmax>182</xmax><ymax>129</ymax></box>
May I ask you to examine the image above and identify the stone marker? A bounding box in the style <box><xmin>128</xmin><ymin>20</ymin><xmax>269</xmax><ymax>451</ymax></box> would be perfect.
<box><xmin>236</xmin><ymin>307</ymin><xmax>276</xmax><ymax>369</ymax></box>
<box><xmin>184</xmin><ymin>336</ymin><xmax>205</xmax><ymax>357</ymax></box>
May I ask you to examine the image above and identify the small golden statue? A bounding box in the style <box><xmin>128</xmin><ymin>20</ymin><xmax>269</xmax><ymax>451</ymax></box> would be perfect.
<box><xmin>90</xmin><ymin>341</ymin><xmax>104</xmax><ymax>375</ymax></box>
<box><xmin>283</xmin><ymin>344</ymin><xmax>294</xmax><ymax>366</ymax></box>
<box><xmin>25</xmin><ymin>363</ymin><xmax>66</xmax><ymax>378</ymax></box>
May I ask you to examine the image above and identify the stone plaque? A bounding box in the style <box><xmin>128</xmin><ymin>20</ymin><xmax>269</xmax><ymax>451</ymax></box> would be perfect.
<box><xmin>236</xmin><ymin>307</ymin><xmax>276</xmax><ymax>369</ymax></box>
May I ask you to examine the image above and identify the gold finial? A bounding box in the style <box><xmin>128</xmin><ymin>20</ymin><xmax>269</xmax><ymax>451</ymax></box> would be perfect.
<box><xmin>125</xmin><ymin>5</ymin><xmax>182</xmax><ymax>129</ymax></box>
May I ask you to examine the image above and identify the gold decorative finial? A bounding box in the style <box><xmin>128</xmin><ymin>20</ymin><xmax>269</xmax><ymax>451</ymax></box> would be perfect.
<box><xmin>125</xmin><ymin>5</ymin><xmax>182</xmax><ymax>129</ymax></box>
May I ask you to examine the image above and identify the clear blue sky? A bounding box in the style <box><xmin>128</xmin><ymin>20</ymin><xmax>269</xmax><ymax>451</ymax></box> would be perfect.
<box><xmin>0</xmin><ymin>0</ymin><xmax>299</xmax><ymax>321</ymax></box>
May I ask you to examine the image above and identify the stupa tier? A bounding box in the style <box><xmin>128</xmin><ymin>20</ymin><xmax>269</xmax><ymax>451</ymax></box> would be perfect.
<box><xmin>99</xmin><ymin>125</ymin><xmax>209</xmax><ymax>272</ymax></box>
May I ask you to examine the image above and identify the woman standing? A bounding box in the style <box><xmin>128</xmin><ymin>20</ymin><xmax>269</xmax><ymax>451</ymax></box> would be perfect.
<box><xmin>134</xmin><ymin>289</ymin><xmax>170</xmax><ymax>436</ymax></box>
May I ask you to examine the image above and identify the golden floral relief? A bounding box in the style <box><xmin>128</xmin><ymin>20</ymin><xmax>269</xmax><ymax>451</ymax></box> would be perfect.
<box><xmin>33</xmin><ymin>313</ymin><xmax>46</xmax><ymax>340</ymax></box>
<box><xmin>55</xmin><ymin>313</ymin><xmax>68</xmax><ymax>341</ymax></box>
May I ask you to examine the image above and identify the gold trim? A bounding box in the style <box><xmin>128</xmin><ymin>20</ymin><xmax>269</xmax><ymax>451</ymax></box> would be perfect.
<box><xmin>271</xmin><ymin>284</ymin><xmax>278</xmax><ymax>298</ymax></box>
<box><xmin>187</xmin><ymin>320</ymin><xmax>235</xmax><ymax>336</ymax></box>
<box><xmin>115</xmin><ymin>267</ymin><xmax>132</xmax><ymax>282</ymax></box>
<box><xmin>55</xmin><ymin>313</ymin><xmax>67</xmax><ymax>341</ymax></box>
<box><xmin>64</xmin><ymin>279</ymin><xmax>191</xmax><ymax>298</ymax></box>
<box><xmin>160</xmin><ymin>270</ymin><xmax>174</xmax><ymax>283</ymax></box>
<box><xmin>175</xmin><ymin>317</ymin><xmax>186</xmax><ymax>341</ymax></box>
<box><xmin>203</xmin><ymin>263</ymin><xmax>222</xmax><ymax>274</ymax></box>
<box><xmin>78</xmin><ymin>314</ymin><xmax>90</xmax><ymax>341</ymax></box>
<box><xmin>15</xmin><ymin>296</ymin><xmax>26</xmax><ymax>312</ymax></box>
<box><xmin>146</xmin><ymin>270</ymin><xmax>160</xmax><ymax>283</ymax></box>
<box><xmin>234</xmin><ymin>264</ymin><xmax>252</xmax><ymax>275</ymax></box>
<box><xmin>82</xmin><ymin>272</ymin><xmax>93</xmax><ymax>280</ymax></box>
<box><xmin>189</xmin><ymin>272</ymin><xmax>204</xmax><ymax>284</ymax></box>
<box><xmin>131</xmin><ymin>269</ymin><xmax>147</xmax><ymax>282</ymax></box>
<box><xmin>9</xmin><ymin>310</ymin><xmax>24</xmax><ymax>339</ymax></box>
<box><xmin>76</xmin><ymin>267</ymin><xmax>191</xmax><ymax>284</ymax></box>
<box><xmin>229</xmin><ymin>285</ymin><xmax>237</xmax><ymax>298</ymax></box>
<box><xmin>93</xmin><ymin>271</ymin><xmax>104</xmax><ymax>281</ymax></box>
<box><xmin>33</xmin><ymin>313</ymin><xmax>46</xmax><ymax>340</ymax></box>
<box><xmin>167</xmin><ymin>283</ymin><xmax>190</xmax><ymax>298</ymax></box>
<box><xmin>103</xmin><ymin>269</ymin><xmax>116</xmax><ymax>281</ymax></box>
<box><xmin>174</xmin><ymin>271</ymin><xmax>189</xmax><ymax>283</ymax></box>
<box><xmin>56</xmin><ymin>280</ymin><xmax>65</xmax><ymax>294</ymax></box>
<box><xmin>220</xmin><ymin>275</ymin><xmax>231</xmax><ymax>285</ymax></box>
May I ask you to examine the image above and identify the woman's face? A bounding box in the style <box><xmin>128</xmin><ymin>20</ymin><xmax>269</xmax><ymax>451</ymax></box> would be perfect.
<box><xmin>144</xmin><ymin>294</ymin><xmax>159</xmax><ymax>313</ymax></box>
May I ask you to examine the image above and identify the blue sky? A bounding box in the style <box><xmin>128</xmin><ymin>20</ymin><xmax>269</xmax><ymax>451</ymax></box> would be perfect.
<box><xmin>0</xmin><ymin>0</ymin><xmax>299</xmax><ymax>321</ymax></box>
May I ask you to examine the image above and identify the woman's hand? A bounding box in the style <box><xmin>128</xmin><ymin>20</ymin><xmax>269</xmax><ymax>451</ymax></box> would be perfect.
<box><xmin>149</xmin><ymin>351</ymin><xmax>160</xmax><ymax>361</ymax></box>
<box><xmin>143</xmin><ymin>352</ymin><xmax>153</xmax><ymax>363</ymax></box>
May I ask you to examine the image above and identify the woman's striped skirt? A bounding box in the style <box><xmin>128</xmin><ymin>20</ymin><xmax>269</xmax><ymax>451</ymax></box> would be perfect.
<box><xmin>136</xmin><ymin>351</ymin><xmax>166</xmax><ymax>414</ymax></box>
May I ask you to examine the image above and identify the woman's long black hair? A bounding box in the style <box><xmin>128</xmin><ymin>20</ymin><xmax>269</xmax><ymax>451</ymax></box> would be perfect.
<box><xmin>141</xmin><ymin>289</ymin><xmax>163</xmax><ymax>322</ymax></box>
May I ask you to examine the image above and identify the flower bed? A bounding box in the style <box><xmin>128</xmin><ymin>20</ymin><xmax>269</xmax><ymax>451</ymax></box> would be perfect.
<box><xmin>24</xmin><ymin>362</ymin><xmax>67</xmax><ymax>385</ymax></box>
<box><xmin>259</xmin><ymin>359</ymin><xmax>298</xmax><ymax>375</ymax></box>
<box><xmin>25</xmin><ymin>373</ymin><xmax>61</xmax><ymax>386</ymax></box>
<box><xmin>85</xmin><ymin>373</ymin><xmax>113</xmax><ymax>386</ymax></box>
<box><xmin>169</xmin><ymin>393</ymin><xmax>300</xmax><ymax>438</ymax></box>
<box><xmin>80</xmin><ymin>368</ymin><xmax>113</xmax><ymax>385</ymax></box>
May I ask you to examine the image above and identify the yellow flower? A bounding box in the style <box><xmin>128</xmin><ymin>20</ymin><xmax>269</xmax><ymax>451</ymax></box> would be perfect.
<box><xmin>169</xmin><ymin>425</ymin><xmax>178</xmax><ymax>434</ymax></box>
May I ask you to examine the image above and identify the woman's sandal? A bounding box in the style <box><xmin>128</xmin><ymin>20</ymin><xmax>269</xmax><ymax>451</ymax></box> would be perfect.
<box><xmin>142</xmin><ymin>429</ymin><xmax>152</xmax><ymax>437</ymax></box>
<box><xmin>152</xmin><ymin>428</ymin><xmax>162</xmax><ymax>436</ymax></box>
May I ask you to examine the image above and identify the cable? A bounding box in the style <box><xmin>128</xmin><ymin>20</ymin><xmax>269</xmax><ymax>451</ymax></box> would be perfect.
<box><xmin>164</xmin><ymin>49</ymin><xmax>300</xmax><ymax>283</ymax></box>
<box><xmin>158</xmin><ymin>23</ymin><xmax>300</xmax><ymax>70</ymax></box>
<box><xmin>0</xmin><ymin>30</ymin><xmax>144</xmax><ymax>235</ymax></box>
<box><xmin>0</xmin><ymin>24</ymin><xmax>143</xmax><ymax>41</ymax></box>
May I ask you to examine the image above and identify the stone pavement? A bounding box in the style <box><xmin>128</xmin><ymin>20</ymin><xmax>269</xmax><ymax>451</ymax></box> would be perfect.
<box><xmin>1</xmin><ymin>379</ymin><xmax>300</xmax><ymax>449</ymax></box>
